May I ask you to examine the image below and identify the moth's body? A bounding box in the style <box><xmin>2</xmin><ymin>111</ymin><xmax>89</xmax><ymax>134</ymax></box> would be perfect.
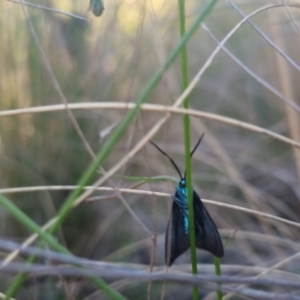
<box><xmin>173</xmin><ymin>179</ymin><xmax>190</xmax><ymax>234</ymax></box>
<box><xmin>166</xmin><ymin>178</ymin><xmax>224</xmax><ymax>266</ymax></box>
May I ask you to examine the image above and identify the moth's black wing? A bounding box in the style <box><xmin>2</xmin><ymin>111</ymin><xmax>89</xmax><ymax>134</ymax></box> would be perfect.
<box><xmin>165</xmin><ymin>201</ymin><xmax>190</xmax><ymax>266</ymax></box>
<box><xmin>193</xmin><ymin>191</ymin><xmax>224</xmax><ymax>257</ymax></box>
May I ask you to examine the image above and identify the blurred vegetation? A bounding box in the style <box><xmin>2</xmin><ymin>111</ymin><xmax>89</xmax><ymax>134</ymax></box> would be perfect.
<box><xmin>1</xmin><ymin>0</ymin><xmax>300</xmax><ymax>299</ymax></box>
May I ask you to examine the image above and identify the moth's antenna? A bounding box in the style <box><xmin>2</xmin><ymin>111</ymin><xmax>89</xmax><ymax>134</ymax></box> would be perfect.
<box><xmin>150</xmin><ymin>141</ymin><xmax>183</xmax><ymax>179</ymax></box>
<box><xmin>183</xmin><ymin>133</ymin><xmax>205</xmax><ymax>178</ymax></box>
<box><xmin>190</xmin><ymin>133</ymin><xmax>205</xmax><ymax>158</ymax></box>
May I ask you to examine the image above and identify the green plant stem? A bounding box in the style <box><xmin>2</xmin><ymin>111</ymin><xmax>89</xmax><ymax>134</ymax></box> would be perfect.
<box><xmin>214</xmin><ymin>256</ymin><xmax>223</xmax><ymax>300</ymax></box>
<box><xmin>177</xmin><ymin>0</ymin><xmax>199</xmax><ymax>299</ymax></box>
<box><xmin>4</xmin><ymin>0</ymin><xmax>217</xmax><ymax>298</ymax></box>
<box><xmin>0</xmin><ymin>193</ymin><xmax>126</xmax><ymax>300</ymax></box>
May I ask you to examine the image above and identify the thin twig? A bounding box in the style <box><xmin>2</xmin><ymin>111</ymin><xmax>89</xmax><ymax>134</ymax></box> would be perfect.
<box><xmin>1</xmin><ymin>103</ymin><xmax>299</xmax><ymax>149</ymax></box>
<box><xmin>7</xmin><ymin>0</ymin><xmax>87</xmax><ymax>20</ymax></box>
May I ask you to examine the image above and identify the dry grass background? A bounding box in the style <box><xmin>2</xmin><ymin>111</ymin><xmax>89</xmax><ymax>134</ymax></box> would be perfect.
<box><xmin>0</xmin><ymin>0</ymin><xmax>300</xmax><ymax>299</ymax></box>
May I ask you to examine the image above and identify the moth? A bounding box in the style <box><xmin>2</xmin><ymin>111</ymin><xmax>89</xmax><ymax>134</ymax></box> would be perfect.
<box><xmin>151</xmin><ymin>134</ymin><xmax>224</xmax><ymax>266</ymax></box>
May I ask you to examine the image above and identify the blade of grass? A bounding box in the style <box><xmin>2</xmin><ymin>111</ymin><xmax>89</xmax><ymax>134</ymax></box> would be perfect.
<box><xmin>177</xmin><ymin>0</ymin><xmax>199</xmax><ymax>299</ymax></box>
<box><xmin>0</xmin><ymin>194</ymin><xmax>65</xmax><ymax>253</ymax></box>
<box><xmin>178</xmin><ymin>3</ymin><xmax>222</xmax><ymax>300</ymax></box>
<box><xmin>0</xmin><ymin>193</ymin><xmax>126</xmax><ymax>300</ymax></box>
<box><xmin>214</xmin><ymin>256</ymin><xmax>222</xmax><ymax>300</ymax></box>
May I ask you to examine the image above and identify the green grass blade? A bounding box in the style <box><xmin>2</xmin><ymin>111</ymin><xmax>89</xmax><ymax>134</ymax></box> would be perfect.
<box><xmin>214</xmin><ymin>256</ymin><xmax>223</xmax><ymax>300</ymax></box>
<box><xmin>178</xmin><ymin>1</ymin><xmax>218</xmax><ymax>299</ymax></box>
<box><xmin>178</xmin><ymin>0</ymin><xmax>197</xmax><ymax>298</ymax></box>
<box><xmin>0</xmin><ymin>193</ymin><xmax>126</xmax><ymax>300</ymax></box>
<box><xmin>0</xmin><ymin>194</ymin><xmax>67</xmax><ymax>254</ymax></box>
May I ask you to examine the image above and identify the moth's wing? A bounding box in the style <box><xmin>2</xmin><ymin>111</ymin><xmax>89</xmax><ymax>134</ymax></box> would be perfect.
<box><xmin>193</xmin><ymin>191</ymin><xmax>224</xmax><ymax>257</ymax></box>
<box><xmin>165</xmin><ymin>201</ymin><xmax>190</xmax><ymax>266</ymax></box>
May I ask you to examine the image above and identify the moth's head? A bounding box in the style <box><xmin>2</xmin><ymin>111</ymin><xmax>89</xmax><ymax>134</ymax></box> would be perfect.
<box><xmin>179</xmin><ymin>178</ymin><xmax>186</xmax><ymax>188</ymax></box>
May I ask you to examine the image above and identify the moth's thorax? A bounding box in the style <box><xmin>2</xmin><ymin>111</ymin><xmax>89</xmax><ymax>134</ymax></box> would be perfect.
<box><xmin>176</xmin><ymin>178</ymin><xmax>194</xmax><ymax>199</ymax></box>
<box><xmin>178</xmin><ymin>178</ymin><xmax>187</xmax><ymax>188</ymax></box>
<box><xmin>173</xmin><ymin>179</ymin><xmax>190</xmax><ymax>234</ymax></box>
